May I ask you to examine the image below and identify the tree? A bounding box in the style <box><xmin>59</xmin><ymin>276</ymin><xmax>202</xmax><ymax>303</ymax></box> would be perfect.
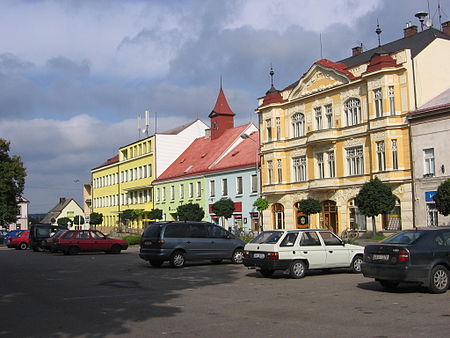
<box><xmin>355</xmin><ymin>177</ymin><xmax>396</xmax><ymax>236</ymax></box>
<box><xmin>57</xmin><ymin>217</ymin><xmax>71</xmax><ymax>227</ymax></box>
<box><xmin>148</xmin><ymin>208</ymin><xmax>163</xmax><ymax>221</ymax></box>
<box><xmin>176</xmin><ymin>203</ymin><xmax>205</xmax><ymax>222</ymax></box>
<box><xmin>73</xmin><ymin>215</ymin><xmax>85</xmax><ymax>227</ymax></box>
<box><xmin>120</xmin><ymin>209</ymin><xmax>143</xmax><ymax>230</ymax></box>
<box><xmin>89</xmin><ymin>212</ymin><xmax>103</xmax><ymax>227</ymax></box>
<box><xmin>212</xmin><ymin>199</ymin><xmax>235</xmax><ymax>227</ymax></box>
<box><xmin>253</xmin><ymin>197</ymin><xmax>269</xmax><ymax>231</ymax></box>
<box><xmin>0</xmin><ymin>138</ymin><xmax>26</xmax><ymax>228</ymax></box>
<box><xmin>297</xmin><ymin>198</ymin><xmax>322</xmax><ymax>216</ymax></box>
<box><xmin>434</xmin><ymin>179</ymin><xmax>450</xmax><ymax>216</ymax></box>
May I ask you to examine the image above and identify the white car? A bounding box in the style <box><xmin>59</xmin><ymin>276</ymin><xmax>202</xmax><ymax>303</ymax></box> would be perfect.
<box><xmin>243</xmin><ymin>229</ymin><xmax>364</xmax><ymax>278</ymax></box>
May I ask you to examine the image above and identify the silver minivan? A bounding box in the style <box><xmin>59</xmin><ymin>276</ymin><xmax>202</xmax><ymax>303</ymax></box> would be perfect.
<box><xmin>139</xmin><ymin>221</ymin><xmax>246</xmax><ymax>268</ymax></box>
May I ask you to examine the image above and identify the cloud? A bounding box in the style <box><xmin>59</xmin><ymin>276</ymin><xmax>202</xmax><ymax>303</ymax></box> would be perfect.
<box><xmin>46</xmin><ymin>56</ymin><xmax>90</xmax><ymax>76</ymax></box>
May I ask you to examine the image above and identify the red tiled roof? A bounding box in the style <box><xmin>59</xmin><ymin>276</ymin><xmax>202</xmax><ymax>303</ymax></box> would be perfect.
<box><xmin>262</xmin><ymin>90</ymin><xmax>284</xmax><ymax>106</ymax></box>
<box><xmin>363</xmin><ymin>53</ymin><xmax>398</xmax><ymax>74</ymax></box>
<box><xmin>209</xmin><ymin>88</ymin><xmax>235</xmax><ymax>117</ymax></box>
<box><xmin>155</xmin><ymin>124</ymin><xmax>251</xmax><ymax>181</ymax></box>
<box><xmin>315</xmin><ymin>59</ymin><xmax>356</xmax><ymax>80</ymax></box>
<box><xmin>92</xmin><ymin>155</ymin><xmax>119</xmax><ymax>170</ymax></box>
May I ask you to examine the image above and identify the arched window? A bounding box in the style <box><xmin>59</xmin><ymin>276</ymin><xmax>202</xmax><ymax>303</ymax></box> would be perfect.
<box><xmin>348</xmin><ymin>199</ymin><xmax>366</xmax><ymax>231</ymax></box>
<box><xmin>344</xmin><ymin>98</ymin><xmax>361</xmax><ymax>126</ymax></box>
<box><xmin>272</xmin><ymin>203</ymin><xmax>285</xmax><ymax>229</ymax></box>
<box><xmin>292</xmin><ymin>113</ymin><xmax>305</xmax><ymax>138</ymax></box>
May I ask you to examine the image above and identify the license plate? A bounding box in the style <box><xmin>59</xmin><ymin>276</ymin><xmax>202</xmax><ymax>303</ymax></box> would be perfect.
<box><xmin>253</xmin><ymin>253</ymin><xmax>265</xmax><ymax>259</ymax></box>
<box><xmin>372</xmin><ymin>254</ymin><xmax>389</xmax><ymax>261</ymax></box>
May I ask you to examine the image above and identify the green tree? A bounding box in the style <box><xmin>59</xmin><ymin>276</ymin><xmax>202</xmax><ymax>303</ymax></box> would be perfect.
<box><xmin>253</xmin><ymin>197</ymin><xmax>269</xmax><ymax>231</ymax></box>
<box><xmin>433</xmin><ymin>179</ymin><xmax>450</xmax><ymax>216</ymax></box>
<box><xmin>89</xmin><ymin>212</ymin><xmax>103</xmax><ymax>227</ymax></box>
<box><xmin>297</xmin><ymin>198</ymin><xmax>322</xmax><ymax>216</ymax></box>
<box><xmin>148</xmin><ymin>208</ymin><xmax>163</xmax><ymax>221</ymax></box>
<box><xmin>120</xmin><ymin>209</ymin><xmax>143</xmax><ymax>231</ymax></box>
<box><xmin>57</xmin><ymin>217</ymin><xmax>71</xmax><ymax>227</ymax></box>
<box><xmin>73</xmin><ymin>215</ymin><xmax>85</xmax><ymax>227</ymax></box>
<box><xmin>176</xmin><ymin>203</ymin><xmax>205</xmax><ymax>222</ymax></box>
<box><xmin>355</xmin><ymin>177</ymin><xmax>396</xmax><ymax>236</ymax></box>
<box><xmin>0</xmin><ymin>139</ymin><xmax>26</xmax><ymax>228</ymax></box>
<box><xmin>212</xmin><ymin>199</ymin><xmax>235</xmax><ymax>227</ymax></box>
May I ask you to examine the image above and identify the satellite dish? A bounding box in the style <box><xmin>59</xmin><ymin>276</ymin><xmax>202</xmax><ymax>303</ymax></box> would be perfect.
<box><xmin>425</xmin><ymin>19</ymin><xmax>433</xmax><ymax>27</ymax></box>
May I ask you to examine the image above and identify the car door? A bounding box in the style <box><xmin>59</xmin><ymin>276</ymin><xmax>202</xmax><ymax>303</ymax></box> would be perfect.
<box><xmin>185</xmin><ymin>223</ymin><xmax>210</xmax><ymax>259</ymax></box>
<box><xmin>74</xmin><ymin>231</ymin><xmax>92</xmax><ymax>251</ymax></box>
<box><xmin>91</xmin><ymin>231</ymin><xmax>110</xmax><ymax>251</ymax></box>
<box><xmin>432</xmin><ymin>231</ymin><xmax>450</xmax><ymax>265</ymax></box>
<box><xmin>319</xmin><ymin>231</ymin><xmax>351</xmax><ymax>267</ymax></box>
<box><xmin>298</xmin><ymin>231</ymin><xmax>327</xmax><ymax>268</ymax></box>
<box><xmin>208</xmin><ymin>224</ymin><xmax>232</xmax><ymax>259</ymax></box>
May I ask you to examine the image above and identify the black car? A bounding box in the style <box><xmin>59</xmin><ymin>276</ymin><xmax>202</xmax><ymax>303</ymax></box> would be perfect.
<box><xmin>361</xmin><ymin>227</ymin><xmax>450</xmax><ymax>293</ymax></box>
<box><xmin>29</xmin><ymin>224</ymin><xmax>68</xmax><ymax>252</ymax></box>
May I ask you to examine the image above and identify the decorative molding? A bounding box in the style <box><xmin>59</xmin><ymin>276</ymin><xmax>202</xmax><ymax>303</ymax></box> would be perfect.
<box><xmin>343</xmin><ymin>137</ymin><xmax>364</xmax><ymax>147</ymax></box>
<box><xmin>370</xmin><ymin>131</ymin><xmax>387</xmax><ymax>142</ymax></box>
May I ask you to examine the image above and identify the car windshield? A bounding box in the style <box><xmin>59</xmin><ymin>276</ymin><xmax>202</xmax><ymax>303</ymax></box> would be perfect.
<box><xmin>250</xmin><ymin>231</ymin><xmax>283</xmax><ymax>244</ymax></box>
<box><xmin>143</xmin><ymin>223</ymin><xmax>163</xmax><ymax>238</ymax></box>
<box><xmin>382</xmin><ymin>231</ymin><xmax>426</xmax><ymax>245</ymax></box>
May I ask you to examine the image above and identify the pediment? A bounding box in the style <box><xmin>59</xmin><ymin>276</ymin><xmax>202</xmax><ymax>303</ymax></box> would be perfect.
<box><xmin>289</xmin><ymin>64</ymin><xmax>350</xmax><ymax>100</ymax></box>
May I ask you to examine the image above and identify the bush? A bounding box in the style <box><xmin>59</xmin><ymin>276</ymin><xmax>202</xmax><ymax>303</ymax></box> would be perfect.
<box><xmin>122</xmin><ymin>235</ymin><xmax>141</xmax><ymax>245</ymax></box>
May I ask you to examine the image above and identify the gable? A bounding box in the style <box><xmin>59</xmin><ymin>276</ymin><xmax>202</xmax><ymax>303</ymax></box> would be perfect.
<box><xmin>289</xmin><ymin>64</ymin><xmax>351</xmax><ymax>100</ymax></box>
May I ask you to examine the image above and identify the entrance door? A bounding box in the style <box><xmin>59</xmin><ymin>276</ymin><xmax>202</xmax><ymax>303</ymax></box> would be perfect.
<box><xmin>322</xmin><ymin>200</ymin><xmax>338</xmax><ymax>233</ymax></box>
<box><xmin>272</xmin><ymin>203</ymin><xmax>285</xmax><ymax>229</ymax></box>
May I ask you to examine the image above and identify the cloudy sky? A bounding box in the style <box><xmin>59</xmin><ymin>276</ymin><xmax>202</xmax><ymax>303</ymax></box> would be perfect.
<box><xmin>0</xmin><ymin>0</ymin><xmax>448</xmax><ymax>213</ymax></box>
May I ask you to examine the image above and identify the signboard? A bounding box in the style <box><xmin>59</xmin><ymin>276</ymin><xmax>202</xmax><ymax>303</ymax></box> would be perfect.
<box><xmin>296</xmin><ymin>212</ymin><xmax>308</xmax><ymax>229</ymax></box>
<box><xmin>425</xmin><ymin>191</ymin><xmax>437</xmax><ymax>202</ymax></box>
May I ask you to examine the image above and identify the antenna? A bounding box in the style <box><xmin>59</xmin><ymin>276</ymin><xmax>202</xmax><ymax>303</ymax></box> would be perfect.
<box><xmin>145</xmin><ymin>110</ymin><xmax>150</xmax><ymax>137</ymax></box>
<box><xmin>319</xmin><ymin>33</ymin><xmax>323</xmax><ymax>59</ymax></box>
<box><xmin>269</xmin><ymin>64</ymin><xmax>274</xmax><ymax>88</ymax></box>
<box><xmin>137</xmin><ymin>113</ymin><xmax>141</xmax><ymax>139</ymax></box>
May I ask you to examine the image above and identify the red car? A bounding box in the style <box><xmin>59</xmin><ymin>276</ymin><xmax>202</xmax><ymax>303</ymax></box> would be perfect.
<box><xmin>7</xmin><ymin>231</ymin><xmax>30</xmax><ymax>250</ymax></box>
<box><xmin>56</xmin><ymin>230</ymin><xmax>128</xmax><ymax>255</ymax></box>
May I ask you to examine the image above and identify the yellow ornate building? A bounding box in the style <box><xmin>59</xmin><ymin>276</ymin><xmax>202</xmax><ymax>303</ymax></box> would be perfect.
<box><xmin>256</xmin><ymin>24</ymin><xmax>450</xmax><ymax>233</ymax></box>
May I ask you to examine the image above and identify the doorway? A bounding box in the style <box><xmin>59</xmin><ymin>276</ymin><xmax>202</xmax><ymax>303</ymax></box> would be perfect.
<box><xmin>322</xmin><ymin>200</ymin><xmax>338</xmax><ymax>233</ymax></box>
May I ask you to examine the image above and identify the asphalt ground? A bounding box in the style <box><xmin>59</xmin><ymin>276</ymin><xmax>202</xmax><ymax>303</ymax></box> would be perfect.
<box><xmin>1</xmin><ymin>245</ymin><xmax>450</xmax><ymax>338</ymax></box>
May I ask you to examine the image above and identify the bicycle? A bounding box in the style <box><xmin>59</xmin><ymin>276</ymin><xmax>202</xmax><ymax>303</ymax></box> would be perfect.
<box><xmin>340</xmin><ymin>226</ymin><xmax>360</xmax><ymax>243</ymax></box>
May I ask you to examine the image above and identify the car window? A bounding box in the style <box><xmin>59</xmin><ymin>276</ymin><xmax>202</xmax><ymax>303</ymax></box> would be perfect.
<box><xmin>299</xmin><ymin>232</ymin><xmax>321</xmax><ymax>246</ymax></box>
<box><xmin>164</xmin><ymin>224</ymin><xmax>188</xmax><ymax>238</ymax></box>
<box><xmin>383</xmin><ymin>231</ymin><xmax>425</xmax><ymax>245</ymax></box>
<box><xmin>76</xmin><ymin>231</ymin><xmax>91</xmax><ymax>239</ymax></box>
<box><xmin>188</xmin><ymin>224</ymin><xmax>208</xmax><ymax>238</ymax></box>
<box><xmin>434</xmin><ymin>231</ymin><xmax>450</xmax><ymax>247</ymax></box>
<box><xmin>280</xmin><ymin>233</ymin><xmax>298</xmax><ymax>247</ymax></box>
<box><xmin>91</xmin><ymin>231</ymin><xmax>105</xmax><ymax>239</ymax></box>
<box><xmin>36</xmin><ymin>228</ymin><xmax>50</xmax><ymax>237</ymax></box>
<box><xmin>208</xmin><ymin>225</ymin><xmax>228</xmax><ymax>238</ymax></box>
<box><xmin>319</xmin><ymin>232</ymin><xmax>342</xmax><ymax>245</ymax></box>
<box><xmin>250</xmin><ymin>231</ymin><xmax>283</xmax><ymax>244</ymax></box>
<box><xmin>143</xmin><ymin>224</ymin><xmax>163</xmax><ymax>238</ymax></box>
<box><xmin>63</xmin><ymin>232</ymin><xmax>75</xmax><ymax>239</ymax></box>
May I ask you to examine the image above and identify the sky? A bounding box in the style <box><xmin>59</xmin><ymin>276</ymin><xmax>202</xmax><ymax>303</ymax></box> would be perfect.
<box><xmin>0</xmin><ymin>0</ymin><xmax>448</xmax><ymax>213</ymax></box>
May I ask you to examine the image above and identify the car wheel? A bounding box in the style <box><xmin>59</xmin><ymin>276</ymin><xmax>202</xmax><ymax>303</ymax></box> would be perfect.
<box><xmin>429</xmin><ymin>265</ymin><xmax>449</xmax><ymax>294</ymax></box>
<box><xmin>231</xmin><ymin>248</ymin><xmax>244</xmax><ymax>264</ymax></box>
<box><xmin>290</xmin><ymin>260</ymin><xmax>307</xmax><ymax>279</ymax></box>
<box><xmin>19</xmin><ymin>242</ymin><xmax>28</xmax><ymax>250</ymax></box>
<box><xmin>110</xmin><ymin>245</ymin><xmax>122</xmax><ymax>254</ymax></box>
<box><xmin>68</xmin><ymin>246</ymin><xmax>80</xmax><ymax>255</ymax></box>
<box><xmin>378</xmin><ymin>279</ymin><xmax>399</xmax><ymax>290</ymax></box>
<box><xmin>259</xmin><ymin>269</ymin><xmax>274</xmax><ymax>277</ymax></box>
<box><xmin>170</xmin><ymin>251</ymin><xmax>186</xmax><ymax>268</ymax></box>
<box><xmin>149</xmin><ymin>260</ymin><xmax>164</xmax><ymax>267</ymax></box>
<box><xmin>351</xmin><ymin>255</ymin><xmax>363</xmax><ymax>273</ymax></box>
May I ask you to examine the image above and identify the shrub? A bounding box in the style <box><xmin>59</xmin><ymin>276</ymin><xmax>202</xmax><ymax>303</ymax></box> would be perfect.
<box><xmin>122</xmin><ymin>235</ymin><xmax>141</xmax><ymax>245</ymax></box>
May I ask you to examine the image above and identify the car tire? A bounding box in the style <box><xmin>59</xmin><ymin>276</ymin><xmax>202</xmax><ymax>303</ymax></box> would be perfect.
<box><xmin>19</xmin><ymin>242</ymin><xmax>28</xmax><ymax>250</ymax></box>
<box><xmin>429</xmin><ymin>265</ymin><xmax>449</xmax><ymax>294</ymax></box>
<box><xmin>289</xmin><ymin>260</ymin><xmax>307</xmax><ymax>279</ymax></box>
<box><xmin>378</xmin><ymin>279</ymin><xmax>399</xmax><ymax>290</ymax></box>
<box><xmin>68</xmin><ymin>246</ymin><xmax>80</xmax><ymax>255</ymax></box>
<box><xmin>170</xmin><ymin>251</ymin><xmax>186</xmax><ymax>268</ymax></box>
<box><xmin>110</xmin><ymin>245</ymin><xmax>122</xmax><ymax>254</ymax></box>
<box><xmin>149</xmin><ymin>260</ymin><xmax>164</xmax><ymax>267</ymax></box>
<box><xmin>259</xmin><ymin>269</ymin><xmax>274</xmax><ymax>277</ymax></box>
<box><xmin>350</xmin><ymin>255</ymin><xmax>363</xmax><ymax>273</ymax></box>
<box><xmin>231</xmin><ymin>248</ymin><xmax>244</xmax><ymax>264</ymax></box>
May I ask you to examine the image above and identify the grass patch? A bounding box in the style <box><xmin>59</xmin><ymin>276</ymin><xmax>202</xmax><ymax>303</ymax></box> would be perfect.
<box><xmin>368</xmin><ymin>235</ymin><xmax>386</xmax><ymax>241</ymax></box>
<box><xmin>122</xmin><ymin>235</ymin><xmax>141</xmax><ymax>245</ymax></box>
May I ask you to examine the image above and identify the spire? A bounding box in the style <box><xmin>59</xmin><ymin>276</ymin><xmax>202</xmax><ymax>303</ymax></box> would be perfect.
<box><xmin>266</xmin><ymin>65</ymin><xmax>278</xmax><ymax>94</ymax></box>
<box><xmin>376</xmin><ymin>19</ymin><xmax>382</xmax><ymax>47</ymax></box>
<box><xmin>209</xmin><ymin>87</ymin><xmax>235</xmax><ymax>118</ymax></box>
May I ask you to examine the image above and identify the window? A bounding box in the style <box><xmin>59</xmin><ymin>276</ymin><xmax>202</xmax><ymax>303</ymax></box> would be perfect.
<box><xmin>209</xmin><ymin>180</ymin><xmax>215</xmax><ymax>197</ymax></box>
<box><xmin>280</xmin><ymin>233</ymin><xmax>298</xmax><ymax>247</ymax></box>
<box><xmin>376</xmin><ymin>141</ymin><xmax>386</xmax><ymax>171</ymax></box>
<box><xmin>325</xmin><ymin>104</ymin><xmax>333</xmax><ymax>129</ymax></box>
<box><xmin>392</xmin><ymin>140</ymin><xmax>398</xmax><ymax>170</ymax></box>
<box><xmin>317</xmin><ymin>153</ymin><xmax>325</xmax><ymax>179</ymax></box>
<box><xmin>344</xmin><ymin>98</ymin><xmax>361</xmax><ymax>126</ymax></box>
<box><xmin>197</xmin><ymin>182</ymin><xmax>202</xmax><ymax>197</ymax></box>
<box><xmin>292</xmin><ymin>113</ymin><xmax>305</xmax><ymax>138</ymax></box>
<box><xmin>164</xmin><ymin>224</ymin><xmax>188</xmax><ymax>238</ymax></box>
<box><xmin>267</xmin><ymin>161</ymin><xmax>273</xmax><ymax>184</ymax></box>
<box><xmin>389</xmin><ymin>86</ymin><xmax>395</xmax><ymax>115</ymax></box>
<box><xmin>293</xmin><ymin>156</ymin><xmax>307</xmax><ymax>182</ymax></box>
<box><xmin>327</xmin><ymin>151</ymin><xmax>335</xmax><ymax>178</ymax></box>
<box><xmin>236</xmin><ymin>176</ymin><xmax>243</xmax><ymax>195</ymax></box>
<box><xmin>170</xmin><ymin>186</ymin><xmax>175</xmax><ymax>200</ymax></box>
<box><xmin>156</xmin><ymin>188</ymin><xmax>160</xmax><ymax>202</ymax></box>
<box><xmin>320</xmin><ymin>231</ymin><xmax>342</xmax><ymax>245</ymax></box>
<box><xmin>188</xmin><ymin>183</ymin><xmax>193</xmax><ymax>198</ymax></box>
<box><xmin>162</xmin><ymin>187</ymin><xmax>166</xmax><ymax>201</ymax></box>
<box><xmin>346</xmin><ymin>146</ymin><xmax>364</xmax><ymax>176</ymax></box>
<box><xmin>348</xmin><ymin>199</ymin><xmax>366</xmax><ymax>230</ymax></box>
<box><xmin>374</xmin><ymin>88</ymin><xmax>383</xmax><ymax>118</ymax></box>
<box><xmin>251</xmin><ymin>174</ymin><xmax>258</xmax><ymax>193</ymax></box>
<box><xmin>315</xmin><ymin>107</ymin><xmax>322</xmax><ymax>130</ymax></box>
<box><xmin>300</xmin><ymin>231</ymin><xmax>321</xmax><ymax>246</ymax></box>
<box><xmin>277</xmin><ymin>160</ymin><xmax>282</xmax><ymax>183</ymax></box>
<box><xmin>275</xmin><ymin>117</ymin><xmax>281</xmax><ymax>140</ymax></box>
<box><xmin>424</xmin><ymin>148</ymin><xmax>435</xmax><ymax>176</ymax></box>
<box><xmin>222</xmin><ymin>179</ymin><xmax>228</xmax><ymax>196</ymax></box>
<box><xmin>266</xmin><ymin>119</ymin><xmax>272</xmax><ymax>141</ymax></box>
<box><xmin>179</xmin><ymin>184</ymin><xmax>184</xmax><ymax>199</ymax></box>
<box><xmin>148</xmin><ymin>164</ymin><xmax>152</xmax><ymax>177</ymax></box>
<box><xmin>427</xmin><ymin>203</ymin><xmax>438</xmax><ymax>226</ymax></box>
<box><xmin>143</xmin><ymin>165</ymin><xmax>147</xmax><ymax>178</ymax></box>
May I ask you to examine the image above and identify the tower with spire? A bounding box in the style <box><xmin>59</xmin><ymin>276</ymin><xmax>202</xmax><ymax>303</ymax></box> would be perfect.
<box><xmin>208</xmin><ymin>83</ymin><xmax>235</xmax><ymax>140</ymax></box>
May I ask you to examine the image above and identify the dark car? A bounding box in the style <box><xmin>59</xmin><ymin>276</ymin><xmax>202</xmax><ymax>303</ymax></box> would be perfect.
<box><xmin>29</xmin><ymin>224</ymin><xmax>68</xmax><ymax>252</ymax></box>
<box><xmin>6</xmin><ymin>231</ymin><xmax>30</xmax><ymax>250</ymax></box>
<box><xmin>361</xmin><ymin>227</ymin><xmax>450</xmax><ymax>293</ymax></box>
<box><xmin>56</xmin><ymin>230</ymin><xmax>128</xmax><ymax>255</ymax></box>
<box><xmin>139</xmin><ymin>221</ymin><xmax>245</xmax><ymax>268</ymax></box>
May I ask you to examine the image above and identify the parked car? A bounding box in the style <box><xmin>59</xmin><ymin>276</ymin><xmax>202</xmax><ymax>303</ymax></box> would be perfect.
<box><xmin>41</xmin><ymin>230</ymin><xmax>68</xmax><ymax>252</ymax></box>
<box><xmin>139</xmin><ymin>221</ymin><xmax>246</xmax><ymax>268</ymax></box>
<box><xmin>56</xmin><ymin>230</ymin><xmax>128</xmax><ymax>255</ymax></box>
<box><xmin>29</xmin><ymin>224</ymin><xmax>68</xmax><ymax>252</ymax></box>
<box><xmin>3</xmin><ymin>230</ymin><xmax>23</xmax><ymax>244</ymax></box>
<box><xmin>243</xmin><ymin>229</ymin><xmax>364</xmax><ymax>278</ymax></box>
<box><xmin>6</xmin><ymin>231</ymin><xmax>30</xmax><ymax>250</ymax></box>
<box><xmin>0</xmin><ymin>230</ymin><xmax>8</xmax><ymax>243</ymax></box>
<box><xmin>361</xmin><ymin>227</ymin><xmax>450</xmax><ymax>293</ymax></box>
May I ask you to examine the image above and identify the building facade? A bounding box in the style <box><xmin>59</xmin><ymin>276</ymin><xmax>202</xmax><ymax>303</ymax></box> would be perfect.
<box><xmin>41</xmin><ymin>197</ymin><xmax>86</xmax><ymax>229</ymax></box>
<box><xmin>5</xmin><ymin>197</ymin><xmax>29</xmax><ymax>231</ymax></box>
<box><xmin>408</xmin><ymin>88</ymin><xmax>450</xmax><ymax>227</ymax></box>
<box><xmin>256</xmin><ymin>24</ymin><xmax>450</xmax><ymax>234</ymax></box>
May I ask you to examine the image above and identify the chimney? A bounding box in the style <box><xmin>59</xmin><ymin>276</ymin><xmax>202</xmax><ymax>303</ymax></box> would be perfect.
<box><xmin>352</xmin><ymin>45</ymin><xmax>362</xmax><ymax>56</ymax></box>
<box><xmin>59</xmin><ymin>197</ymin><xmax>66</xmax><ymax>204</ymax></box>
<box><xmin>404</xmin><ymin>24</ymin><xmax>418</xmax><ymax>37</ymax></box>
<box><xmin>442</xmin><ymin>21</ymin><xmax>450</xmax><ymax>36</ymax></box>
